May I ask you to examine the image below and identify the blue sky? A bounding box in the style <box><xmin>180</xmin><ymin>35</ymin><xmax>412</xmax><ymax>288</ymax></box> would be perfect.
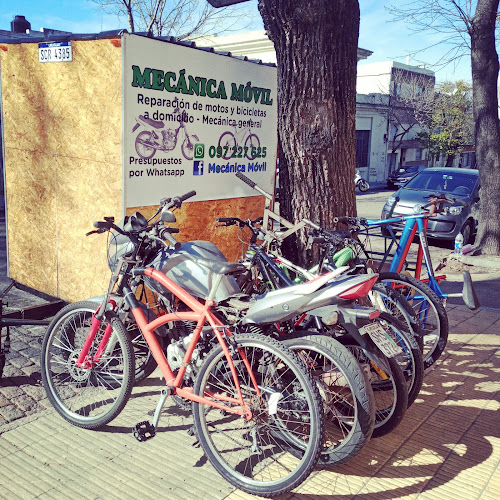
<box><xmin>0</xmin><ymin>0</ymin><xmax>472</xmax><ymax>82</ymax></box>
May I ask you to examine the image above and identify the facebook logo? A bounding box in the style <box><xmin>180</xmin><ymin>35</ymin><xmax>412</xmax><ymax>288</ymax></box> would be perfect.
<box><xmin>193</xmin><ymin>161</ymin><xmax>204</xmax><ymax>176</ymax></box>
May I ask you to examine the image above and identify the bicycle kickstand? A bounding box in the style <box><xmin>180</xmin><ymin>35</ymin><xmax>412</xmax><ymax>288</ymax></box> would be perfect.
<box><xmin>133</xmin><ymin>387</ymin><xmax>171</xmax><ymax>442</ymax></box>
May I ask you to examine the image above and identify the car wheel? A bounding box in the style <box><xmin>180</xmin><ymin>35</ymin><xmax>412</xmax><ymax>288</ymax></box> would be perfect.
<box><xmin>387</xmin><ymin>181</ymin><xmax>396</xmax><ymax>189</ymax></box>
<box><xmin>461</xmin><ymin>220</ymin><xmax>474</xmax><ymax>246</ymax></box>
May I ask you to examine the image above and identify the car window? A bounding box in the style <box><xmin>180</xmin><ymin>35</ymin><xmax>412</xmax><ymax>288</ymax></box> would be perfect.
<box><xmin>404</xmin><ymin>171</ymin><xmax>477</xmax><ymax>195</ymax></box>
<box><xmin>405</xmin><ymin>166</ymin><xmax>418</xmax><ymax>173</ymax></box>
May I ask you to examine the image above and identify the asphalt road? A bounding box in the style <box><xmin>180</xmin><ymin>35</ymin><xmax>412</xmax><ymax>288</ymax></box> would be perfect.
<box><xmin>356</xmin><ymin>187</ymin><xmax>500</xmax><ymax>310</ymax></box>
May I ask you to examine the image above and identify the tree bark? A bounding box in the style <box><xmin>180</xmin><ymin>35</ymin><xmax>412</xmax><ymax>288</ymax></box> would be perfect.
<box><xmin>471</xmin><ymin>0</ymin><xmax>500</xmax><ymax>254</ymax></box>
<box><xmin>258</xmin><ymin>0</ymin><xmax>359</xmax><ymax>265</ymax></box>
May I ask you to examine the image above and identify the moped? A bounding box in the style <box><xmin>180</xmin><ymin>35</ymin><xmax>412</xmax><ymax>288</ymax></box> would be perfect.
<box><xmin>355</xmin><ymin>169</ymin><xmax>370</xmax><ymax>192</ymax></box>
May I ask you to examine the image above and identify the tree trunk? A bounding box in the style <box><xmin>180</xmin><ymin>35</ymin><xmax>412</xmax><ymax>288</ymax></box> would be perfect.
<box><xmin>258</xmin><ymin>0</ymin><xmax>359</xmax><ymax>265</ymax></box>
<box><xmin>471</xmin><ymin>0</ymin><xmax>500</xmax><ymax>255</ymax></box>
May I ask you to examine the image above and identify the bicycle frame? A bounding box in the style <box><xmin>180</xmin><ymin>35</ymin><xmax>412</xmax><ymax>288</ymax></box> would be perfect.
<box><xmin>362</xmin><ymin>214</ymin><xmax>461</xmax><ymax>301</ymax></box>
<box><xmin>76</xmin><ymin>262</ymin><xmax>258</xmax><ymax>419</ymax></box>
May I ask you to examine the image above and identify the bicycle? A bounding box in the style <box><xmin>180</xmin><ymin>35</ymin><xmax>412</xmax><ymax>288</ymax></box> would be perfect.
<box><xmin>332</xmin><ymin>194</ymin><xmax>480</xmax><ymax>369</ymax></box>
<box><xmin>40</xmin><ymin>191</ymin><xmax>329</xmax><ymax>497</ymax></box>
<box><xmin>218</xmin><ymin>126</ymin><xmax>261</xmax><ymax>160</ymax></box>
<box><xmin>215</xmin><ymin>215</ymin><xmax>417</xmax><ymax>438</ymax></box>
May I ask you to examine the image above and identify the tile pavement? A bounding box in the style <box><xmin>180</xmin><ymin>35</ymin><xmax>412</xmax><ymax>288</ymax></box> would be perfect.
<box><xmin>0</xmin><ymin>302</ymin><xmax>499</xmax><ymax>499</ymax></box>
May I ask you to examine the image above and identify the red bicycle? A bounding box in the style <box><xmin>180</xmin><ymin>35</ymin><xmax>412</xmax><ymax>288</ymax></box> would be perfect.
<box><xmin>40</xmin><ymin>191</ymin><xmax>324</xmax><ymax>497</ymax></box>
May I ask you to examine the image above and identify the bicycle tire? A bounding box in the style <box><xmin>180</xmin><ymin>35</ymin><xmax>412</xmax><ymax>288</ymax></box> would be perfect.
<box><xmin>378</xmin><ymin>272</ymin><xmax>449</xmax><ymax>369</ymax></box>
<box><xmin>337</xmin><ymin>337</ymin><xmax>408</xmax><ymax>438</ymax></box>
<box><xmin>192</xmin><ymin>332</ymin><xmax>324</xmax><ymax>497</ymax></box>
<box><xmin>41</xmin><ymin>302</ymin><xmax>135</xmax><ymax>429</ymax></box>
<box><xmin>218</xmin><ymin>131</ymin><xmax>236</xmax><ymax>159</ymax></box>
<box><xmin>282</xmin><ymin>332</ymin><xmax>375</xmax><ymax>466</ymax></box>
<box><xmin>376</xmin><ymin>312</ymin><xmax>424</xmax><ymax>408</ymax></box>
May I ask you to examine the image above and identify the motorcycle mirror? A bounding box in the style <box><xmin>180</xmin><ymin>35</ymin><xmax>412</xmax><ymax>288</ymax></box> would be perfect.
<box><xmin>161</xmin><ymin>208</ymin><xmax>177</xmax><ymax>223</ymax></box>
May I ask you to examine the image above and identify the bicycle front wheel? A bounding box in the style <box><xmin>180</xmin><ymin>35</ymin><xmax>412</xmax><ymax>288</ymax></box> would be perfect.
<box><xmin>41</xmin><ymin>302</ymin><xmax>135</xmax><ymax>429</ymax></box>
<box><xmin>192</xmin><ymin>332</ymin><xmax>323</xmax><ymax>497</ymax></box>
<box><xmin>378</xmin><ymin>272</ymin><xmax>449</xmax><ymax>369</ymax></box>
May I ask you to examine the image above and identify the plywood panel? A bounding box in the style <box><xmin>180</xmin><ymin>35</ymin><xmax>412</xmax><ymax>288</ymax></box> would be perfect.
<box><xmin>3</xmin><ymin>149</ymin><xmax>58</xmax><ymax>296</ymax></box>
<box><xmin>0</xmin><ymin>39</ymin><xmax>122</xmax><ymax>301</ymax></box>
<box><xmin>126</xmin><ymin>196</ymin><xmax>266</xmax><ymax>262</ymax></box>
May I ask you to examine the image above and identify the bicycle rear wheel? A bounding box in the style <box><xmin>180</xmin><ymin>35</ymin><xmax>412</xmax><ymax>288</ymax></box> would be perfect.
<box><xmin>378</xmin><ymin>272</ymin><xmax>449</xmax><ymax>369</ymax></box>
<box><xmin>282</xmin><ymin>332</ymin><xmax>375</xmax><ymax>466</ymax></box>
<box><xmin>41</xmin><ymin>302</ymin><xmax>134</xmax><ymax>429</ymax></box>
<box><xmin>339</xmin><ymin>338</ymin><xmax>408</xmax><ymax>438</ymax></box>
<box><xmin>192</xmin><ymin>332</ymin><xmax>323</xmax><ymax>497</ymax></box>
<box><xmin>376</xmin><ymin>312</ymin><xmax>424</xmax><ymax>407</ymax></box>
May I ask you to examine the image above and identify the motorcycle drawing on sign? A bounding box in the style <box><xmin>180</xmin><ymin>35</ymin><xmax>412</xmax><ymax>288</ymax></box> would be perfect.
<box><xmin>218</xmin><ymin>126</ymin><xmax>261</xmax><ymax>160</ymax></box>
<box><xmin>132</xmin><ymin>105</ymin><xmax>199</xmax><ymax>161</ymax></box>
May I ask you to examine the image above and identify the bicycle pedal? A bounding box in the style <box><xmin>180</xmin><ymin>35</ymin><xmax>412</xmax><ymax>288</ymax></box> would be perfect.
<box><xmin>187</xmin><ymin>425</ymin><xmax>195</xmax><ymax>437</ymax></box>
<box><xmin>133</xmin><ymin>421</ymin><xmax>156</xmax><ymax>442</ymax></box>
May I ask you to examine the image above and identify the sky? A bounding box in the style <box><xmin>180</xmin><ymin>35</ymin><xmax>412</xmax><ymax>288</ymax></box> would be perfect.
<box><xmin>0</xmin><ymin>0</ymin><xmax>473</xmax><ymax>83</ymax></box>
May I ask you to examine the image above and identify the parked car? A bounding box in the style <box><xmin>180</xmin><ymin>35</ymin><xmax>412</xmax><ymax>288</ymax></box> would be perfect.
<box><xmin>381</xmin><ymin>167</ymin><xmax>480</xmax><ymax>245</ymax></box>
<box><xmin>387</xmin><ymin>165</ymin><xmax>426</xmax><ymax>189</ymax></box>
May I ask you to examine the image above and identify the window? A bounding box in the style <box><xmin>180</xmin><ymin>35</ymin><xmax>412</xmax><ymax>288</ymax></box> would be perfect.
<box><xmin>356</xmin><ymin>130</ymin><xmax>370</xmax><ymax>168</ymax></box>
<box><xmin>415</xmin><ymin>149</ymin><xmax>422</xmax><ymax>161</ymax></box>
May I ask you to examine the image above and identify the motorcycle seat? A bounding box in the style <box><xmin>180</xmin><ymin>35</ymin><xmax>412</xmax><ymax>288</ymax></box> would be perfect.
<box><xmin>138</xmin><ymin>115</ymin><xmax>164</xmax><ymax>129</ymax></box>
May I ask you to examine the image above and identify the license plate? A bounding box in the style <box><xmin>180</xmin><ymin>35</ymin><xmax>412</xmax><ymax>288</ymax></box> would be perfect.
<box><xmin>39</xmin><ymin>42</ymin><xmax>73</xmax><ymax>63</ymax></box>
<box><xmin>360</xmin><ymin>322</ymin><xmax>403</xmax><ymax>358</ymax></box>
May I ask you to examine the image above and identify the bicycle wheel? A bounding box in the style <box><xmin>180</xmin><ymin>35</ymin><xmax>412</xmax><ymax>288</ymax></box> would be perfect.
<box><xmin>192</xmin><ymin>332</ymin><xmax>323</xmax><ymax>497</ymax></box>
<box><xmin>338</xmin><ymin>337</ymin><xmax>408</xmax><ymax>438</ymax></box>
<box><xmin>361</xmin><ymin>281</ymin><xmax>424</xmax><ymax>351</ymax></box>
<box><xmin>376</xmin><ymin>312</ymin><xmax>424</xmax><ymax>408</ymax></box>
<box><xmin>244</xmin><ymin>133</ymin><xmax>261</xmax><ymax>159</ymax></box>
<box><xmin>378</xmin><ymin>272</ymin><xmax>449</xmax><ymax>369</ymax></box>
<box><xmin>41</xmin><ymin>302</ymin><xmax>134</xmax><ymax>429</ymax></box>
<box><xmin>218</xmin><ymin>131</ymin><xmax>236</xmax><ymax>159</ymax></box>
<box><xmin>282</xmin><ymin>332</ymin><xmax>375</xmax><ymax>466</ymax></box>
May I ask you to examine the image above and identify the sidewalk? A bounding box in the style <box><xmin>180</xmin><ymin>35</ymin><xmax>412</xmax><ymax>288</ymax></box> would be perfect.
<box><xmin>1</xmin><ymin>300</ymin><xmax>499</xmax><ymax>499</ymax></box>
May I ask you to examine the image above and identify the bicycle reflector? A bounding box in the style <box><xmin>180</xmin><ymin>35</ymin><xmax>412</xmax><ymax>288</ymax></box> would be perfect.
<box><xmin>338</xmin><ymin>275</ymin><xmax>378</xmax><ymax>300</ymax></box>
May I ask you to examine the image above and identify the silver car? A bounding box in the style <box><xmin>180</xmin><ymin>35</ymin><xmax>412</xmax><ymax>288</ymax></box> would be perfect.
<box><xmin>381</xmin><ymin>167</ymin><xmax>480</xmax><ymax>245</ymax></box>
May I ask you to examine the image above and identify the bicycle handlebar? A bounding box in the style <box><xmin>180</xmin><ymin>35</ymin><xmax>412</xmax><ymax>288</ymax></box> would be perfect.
<box><xmin>333</xmin><ymin>216</ymin><xmax>367</xmax><ymax>226</ymax></box>
<box><xmin>235</xmin><ymin>172</ymin><xmax>256</xmax><ymax>189</ymax></box>
<box><xmin>215</xmin><ymin>216</ymin><xmax>263</xmax><ymax>229</ymax></box>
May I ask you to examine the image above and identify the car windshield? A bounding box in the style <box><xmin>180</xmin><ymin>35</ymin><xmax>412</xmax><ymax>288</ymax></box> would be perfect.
<box><xmin>404</xmin><ymin>166</ymin><xmax>419</xmax><ymax>173</ymax></box>
<box><xmin>404</xmin><ymin>171</ymin><xmax>477</xmax><ymax>196</ymax></box>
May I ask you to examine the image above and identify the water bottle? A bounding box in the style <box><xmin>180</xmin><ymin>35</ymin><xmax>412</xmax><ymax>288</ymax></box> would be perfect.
<box><xmin>454</xmin><ymin>232</ymin><xmax>464</xmax><ymax>255</ymax></box>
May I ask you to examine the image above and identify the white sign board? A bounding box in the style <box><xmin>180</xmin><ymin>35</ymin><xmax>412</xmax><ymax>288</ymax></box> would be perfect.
<box><xmin>122</xmin><ymin>33</ymin><xmax>278</xmax><ymax>207</ymax></box>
